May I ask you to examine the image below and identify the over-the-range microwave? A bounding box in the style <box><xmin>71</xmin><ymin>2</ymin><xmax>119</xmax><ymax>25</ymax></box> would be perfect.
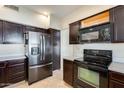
<box><xmin>79</xmin><ymin>22</ymin><xmax>111</xmax><ymax>43</ymax></box>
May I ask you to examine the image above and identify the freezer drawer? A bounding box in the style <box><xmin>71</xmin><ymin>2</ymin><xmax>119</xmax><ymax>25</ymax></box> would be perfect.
<box><xmin>28</xmin><ymin>63</ymin><xmax>52</xmax><ymax>84</ymax></box>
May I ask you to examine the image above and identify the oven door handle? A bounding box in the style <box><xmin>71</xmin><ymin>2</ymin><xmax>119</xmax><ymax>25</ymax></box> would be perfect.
<box><xmin>87</xmin><ymin>64</ymin><xmax>108</xmax><ymax>72</ymax></box>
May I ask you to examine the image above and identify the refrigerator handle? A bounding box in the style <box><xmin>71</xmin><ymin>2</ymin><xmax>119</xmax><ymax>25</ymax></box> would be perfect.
<box><xmin>40</xmin><ymin>36</ymin><xmax>43</xmax><ymax>61</ymax></box>
<box><xmin>43</xmin><ymin>35</ymin><xmax>46</xmax><ymax>60</ymax></box>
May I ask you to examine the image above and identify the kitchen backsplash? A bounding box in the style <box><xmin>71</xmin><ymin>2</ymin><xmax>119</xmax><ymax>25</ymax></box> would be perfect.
<box><xmin>0</xmin><ymin>44</ymin><xmax>25</xmax><ymax>57</ymax></box>
<box><xmin>73</xmin><ymin>44</ymin><xmax>124</xmax><ymax>63</ymax></box>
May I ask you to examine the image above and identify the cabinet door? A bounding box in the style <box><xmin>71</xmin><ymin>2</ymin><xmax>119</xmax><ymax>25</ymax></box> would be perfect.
<box><xmin>69</xmin><ymin>21</ymin><xmax>80</xmax><ymax>44</ymax></box>
<box><xmin>109</xmin><ymin>80</ymin><xmax>124</xmax><ymax>88</ymax></box>
<box><xmin>110</xmin><ymin>5</ymin><xmax>124</xmax><ymax>42</ymax></box>
<box><xmin>0</xmin><ymin>62</ymin><xmax>6</xmax><ymax>87</ymax></box>
<box><xmin>0</xmin><ymin>20</ymin><xmax>3</xmax><ymax>44</ymax></box>
<box><xmin>52</xmin><ymin>30</ymin><xmax>60</xmax><ymax>70</ymax></box>
<box><xmin>3</xmin><ymin>21</ymin><xmax>24</xmax><ymax>44</ymax></box>
<box><xmin>63</xmin><ymin>59</ymin><xmax>73</xmax><ymax>86</ymax></box>
<box><xmin>6</xmin><ymin>59</ymin><xmax>25</xmax><ymax>84</ymax></box>
<box><xmin>43</xmin><ymin>34</ymin><xmax>52</xmax><ymax>63</ymax></box>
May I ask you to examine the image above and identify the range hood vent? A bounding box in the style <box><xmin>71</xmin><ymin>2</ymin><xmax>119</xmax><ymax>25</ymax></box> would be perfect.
<box><xmin>4</xmin><ymin>5</ymin><xmax>19</xmax><ymax>12</ymax></box>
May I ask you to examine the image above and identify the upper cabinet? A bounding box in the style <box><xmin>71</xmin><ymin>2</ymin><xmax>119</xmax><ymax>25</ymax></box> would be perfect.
<box><xmin>3</xmin><ymin>21</ymin><xmax>24</xmax><ymax>44</ymax></box>
<box><xmin>69</xmin><ymin>21</ymin><xmax>80</xmax><ymax>44</ymax></box>
<box><xmin>69</xmin><ymin>5</ymin><xmax>124</xmax><ymax>44</ymax></box>
<box><xmin>69</xmin><ymin>11</ymin><xmax>110</xmax><ymax>44</ymax></box>
<box><xmin>110</xmin><ymin>5</ymin><xmax>124</xmax><ymax>42</ymax></box>
<box><xmin>0</xmin><ymin>20</ymin><xmax>3</xmax><ymax>44</ymax></box>
<box><xmin>81</xmin><ymin>11</ymin><xmax>109</xmax><ymax>28</ymax></box>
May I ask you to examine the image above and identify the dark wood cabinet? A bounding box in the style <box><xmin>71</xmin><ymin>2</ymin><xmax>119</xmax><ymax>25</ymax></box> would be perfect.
<box><xmin>110</xmin><ymin>5</ymin><xmax>124</xmax><ymax>42</ymax></box>
<box><xmin>63</xmin><ymin>59</ymin><xmax>73</xmax><ymax>86</ymax></box>
<box><xmin>3</xmin><ymin>21</ymin><xmax>24</xmax><ymax>44</ymax></box>
<box><xmin>6</xmin><ymin>59</ymin><xmax>25</xmax><ymax>84</ymax></box>
<box><xmin>109</xmin><ymin>71</ymin><xmax>124</xmax><ymax>88</ymax></box>
<box><xmin>0</xmin><ymin>20</ymin><xmax>3</xmax><ymax>44</ymax></box>
<box><xmin>43</xmin><ymin>34</ymin><xmax>52</xmax><ymax>63</ymax></box>
<box><xmin>0</xmin><ymin>59</ymin><xmax>26</xmax><ymax>87</ymax></box>
<box><xmin>49</xmin><ymin>28</ymin><xmax>61</xmax><ymax>71</ymax></box>
<box><xmin>109</xmin><ymin>79</ymin><xmax>124</xmax><ymax>88</ymax></box>
<box><xmin>0</xmin><ymin>61</ymin><xmax>7</xmax><ymax>87</ymax></box>
<box><xmin>69</xmin><ymin>21</ymin><xmax>80</xmax><ymax>44</ymax></box>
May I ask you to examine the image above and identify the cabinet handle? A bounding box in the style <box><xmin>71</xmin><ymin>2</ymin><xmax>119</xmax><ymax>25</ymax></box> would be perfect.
<box><xmin>77</xmin><ymin>35</ymin><xmax>80</xmax><ymax>43</ymax></box>
<box><xmin>0</xmin><ymin>63</ymin><xmax>6</xmax><ymax>68</ymax></box>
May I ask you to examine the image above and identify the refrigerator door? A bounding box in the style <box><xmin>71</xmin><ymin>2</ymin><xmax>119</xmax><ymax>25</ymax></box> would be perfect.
<box><xmin>28</xmin><ymin>32</ymin><xmax>41</xmax><ymax>66</ymax></box>
<box><xmin>28</xmin><ymin>62</ymin><xmax>52</xmax><ymax>84</ymax></box>
<box><xmin>42</xmin><ymin>34</ymin><xmax>52</xmax><ymax>64</ymax></box>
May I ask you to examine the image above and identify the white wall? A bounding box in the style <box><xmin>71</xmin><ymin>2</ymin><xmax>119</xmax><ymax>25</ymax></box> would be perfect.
<box><xmin>0</xmin><ymin>6</ymin><xmax>50</xmax><ymax>28</ymax></box>
<box><xmin>61</xmin><ymin>5</ymin><xmax>124</xmax><ymax>64</ymax></box>
<box><xmin>49</xmin><ymin>14</ymin><xmax>61</xmax><ymax>30</ymax></box>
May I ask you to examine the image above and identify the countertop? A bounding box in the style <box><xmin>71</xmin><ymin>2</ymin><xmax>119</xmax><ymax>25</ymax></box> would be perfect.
<box><xmin>109</xmin><ymin>62</ymin><xmax>124</xmax><ymax>74</ymax></box>
<box><xmin>74</xmin><ymin>57</ymin><xmax>83</xmax><ymax>62</ymax></box>
<box><xmin>0</xmin><ymin>55</ymin><xmax>26</xmax><ymax>61</ymax></box>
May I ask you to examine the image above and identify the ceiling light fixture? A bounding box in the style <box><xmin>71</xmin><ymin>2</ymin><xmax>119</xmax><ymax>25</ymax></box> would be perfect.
<box><xmin>40</xmin><ymin>12</ymin><xmax>49</xmax><ymax>18</ymax></box>
<box><xmin>34</xmin><ymin>11</ymin><xmax>49</xmax><ymax>18</ymax></box>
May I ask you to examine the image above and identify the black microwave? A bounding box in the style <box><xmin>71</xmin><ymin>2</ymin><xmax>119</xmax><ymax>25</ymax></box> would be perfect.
<box><xmin>79</xmin><ymin>22</ymin><xmax>111</xmax><ymax>43</ymax></box>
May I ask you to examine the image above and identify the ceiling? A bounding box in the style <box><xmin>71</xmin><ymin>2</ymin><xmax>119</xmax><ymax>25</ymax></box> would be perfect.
<box><xmin>20</xmin><ymin>5</ymin><xmax>82</xmax><ymax>18</ymax></box>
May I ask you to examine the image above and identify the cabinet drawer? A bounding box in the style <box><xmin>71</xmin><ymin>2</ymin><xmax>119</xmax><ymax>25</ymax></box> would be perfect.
<box><xmin>7</xmin><ymin>63</ymin><xmax>24</xmax><ymax>75</ymax></box>
<box><xmin>7</xmin><ymin>59</ymin><xmax>25</xmax><ymax>66</ymax></box>
<box><xmin>109</xmin><ymin>71</ymin><xmax>124</xmax><ymax>83</ymax></box>
<box><xmin>28</xmin><ymin>64</ymin><xmax>52</xmax><ymax>84</ymax></box>
<box><xmin>8</xmin><ymin>71</ymin><xmax>25</xmax><ymax>79</ymax></box>
<box><xmin>8</xmin><ymin>76</ymin><xmax>24</xmax><ymax>84</ymax></box>
<box><xmin>109</xmin><ymin>80</ymin><xmax>124</xmax><ymax>88</ymax></box>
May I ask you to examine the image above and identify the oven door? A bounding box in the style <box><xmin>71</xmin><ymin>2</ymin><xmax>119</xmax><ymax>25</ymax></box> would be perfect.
<box><xmin>73</xmin><ymin>62</ymin><xmax>108</xmax><ymax>88</ymax></box>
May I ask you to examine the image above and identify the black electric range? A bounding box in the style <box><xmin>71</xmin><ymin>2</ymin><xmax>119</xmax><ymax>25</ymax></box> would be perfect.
<box><xmin>73</xmin><ymin>49</ymin><xmax>112</xmax><ymax>88</ymax></box>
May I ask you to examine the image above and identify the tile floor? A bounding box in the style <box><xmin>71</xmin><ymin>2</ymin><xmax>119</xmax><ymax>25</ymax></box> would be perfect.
<box><xmin>6</xmin><ymin>70</ymin><xmax>72</xmax><ymax>88</ymax></box>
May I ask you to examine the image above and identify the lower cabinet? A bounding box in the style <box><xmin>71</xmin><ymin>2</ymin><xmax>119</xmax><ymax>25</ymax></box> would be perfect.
<box><xmin>6</xmin><ymin>59</ymin><xmax>26</xmax><ymax>84</ymax></box>
<box><xmin>0</xmin><ymin>61</ymin><xmax>7</xmax><ymax>87</ymax></box>
<box><xmin>63</xmin><ymin>59</ymin><xmax>74</xmax><ymax>86</ymax></box>
<box><xmin>109</xmin><ymin>71</ymin><xmax>124</xmax><ymax>88</ymax></box>
<box><xmin>0</xmin><ymin>59</ymin><xmax>26</xmax><ymax>87</ymax></box>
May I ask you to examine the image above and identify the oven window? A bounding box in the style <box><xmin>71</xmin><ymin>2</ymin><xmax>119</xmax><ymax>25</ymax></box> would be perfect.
<box><xmin>78</xmin><ymin>67</ymin><xmax>99</xmax><ymax>87</ymax></box>
<box><xmin>81</xmin><ymin>31</ymin><xmax>99</xmax><ymax>40</ymax></box>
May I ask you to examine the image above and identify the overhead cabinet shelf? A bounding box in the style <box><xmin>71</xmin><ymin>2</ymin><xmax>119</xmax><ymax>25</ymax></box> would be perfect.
<box><xmin>80</xmin><ymin>11</ymin><xmax>109</xmax><ymax>29</ymax></box>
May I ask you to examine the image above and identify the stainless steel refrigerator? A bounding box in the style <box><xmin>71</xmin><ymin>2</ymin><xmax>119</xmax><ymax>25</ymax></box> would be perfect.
<box><xmin>25</xmin><ymin>31</ymin><xmax>52</xmax><ymax>84</ymax></box>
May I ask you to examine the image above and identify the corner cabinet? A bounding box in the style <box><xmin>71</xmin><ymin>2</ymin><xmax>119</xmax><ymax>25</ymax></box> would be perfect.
<box><xmin>110</xmin><ymin>5</ymin><xmax>124</xmax><ymax>42</ymax></box>
<box><xmin>69</xmin><ymin>21</ymin><xmax>80</xmax><ymax>44</ymax></box>
<box><xmin>3</xmin><ymin>21</ymin><xmax>24</xmax><ymax>44</ymax></box>
<box><xmin>0</xmin><ymin>20</ymin><xmax>3</xmax><ymax>44</ymax></box>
